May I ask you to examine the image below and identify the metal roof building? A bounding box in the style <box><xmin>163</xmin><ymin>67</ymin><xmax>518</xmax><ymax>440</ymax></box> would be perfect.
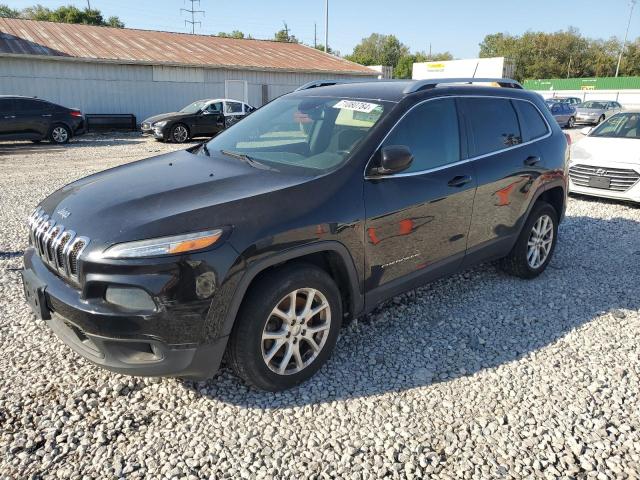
<box><xmin>0</xmin><ymin>18</ymin><xmax>376</xmax><ymax>121</ymax></box>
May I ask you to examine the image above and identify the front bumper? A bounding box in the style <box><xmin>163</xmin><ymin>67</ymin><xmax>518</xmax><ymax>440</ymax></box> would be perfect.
<box><xmin>575</xmin><ymin>116</ymin><xmax>599</xmax><ymax>125</ymax></box>
<box><xmin>21</xmin><ymin>247</ymin><xmax>235</xmax><ymax>379</ymax></box>
<box><xmin>568</xmin><ymin>162</ymin><xmax>640</xmax><ymax>203</ymax></box>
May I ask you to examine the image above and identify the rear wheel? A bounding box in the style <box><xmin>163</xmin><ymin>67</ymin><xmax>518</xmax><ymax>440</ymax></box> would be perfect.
<box><xmin>499</xmin><ymin>201</ymin><xmax>558</xmax><ymax>279</ymax></box>
<box><xmin>227</xmin><ymin>264</ymin><xmax>342</xmax><ymax>391</ymax></box>
<box><xmin>50</xmin><ymin>124</ymin><xmax>70</xmax><ymax>144</ymax></box>
<box><xmin>170</xmin><ymin>123</ymin><xmax>190</xmax><ymax>143</ymax></box>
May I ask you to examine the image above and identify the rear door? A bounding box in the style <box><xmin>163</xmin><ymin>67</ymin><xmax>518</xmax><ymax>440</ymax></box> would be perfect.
<box><xmin>13</xmin><ymin>98</ymin><xmax>51</xmax><ymax>137</ymax></box>
<box><xmin>364</xmin><ymin>97</ymin><xmax>477</xmax><ymax>300</ymax></box>
<box><xmin>224</xmin><ymin>101</ymin><xmax>245</xmax><ymax>127</ymax></box>
<box><xmin>0</xmin><ymin>98</ymin><xmax>16</xmax><ymax>137</ymax></box>
<box><xmin>460</xmin><ymin>97</ymin><xmax>550</xmax><ymax>265</ymax></box>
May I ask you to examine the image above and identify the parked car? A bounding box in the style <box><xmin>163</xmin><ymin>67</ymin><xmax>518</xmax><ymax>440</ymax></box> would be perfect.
<box><xmin>569</xmin><ymin>112</ymin><xmax>640</xmax><ymax>203</ymax></box>
<box><xmin>548</xmin><ymin>96</ymin><xmax>582</xmax><ymax>106</ymax></box>
<box><xmin>545</xmin><ymin>100</ymin><xmax>576</xmax><ymax>128</ymax></box>
<box><xmin>141</xmin><ymin>99</ymin><xmax>256</xmax><ymax>143</ymax></box>
<box><xmin>575</xmin><ymin>100</ymin><xmax>623</xmax><ymax>125</ymax></box>
<box><xmin>0</xmin><ymin>95</ymin><xmax>85</xmax><ymax>144</ymax></box>
<box><xmin>22</xmin><ymin>78</ymin><xmax>568</xmax><ymax>391</ymax></box>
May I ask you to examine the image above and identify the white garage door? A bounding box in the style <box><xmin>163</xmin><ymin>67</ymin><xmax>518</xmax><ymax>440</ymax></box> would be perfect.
<box><xmin>225</xmin><ymin>80</ymin><xmax>248</xmax><ymax>102</ymax></box>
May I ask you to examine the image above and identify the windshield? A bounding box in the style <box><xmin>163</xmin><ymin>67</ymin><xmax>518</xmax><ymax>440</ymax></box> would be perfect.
<box><xmin>180</xmin><ymin>100</ymin><xmax>208</xmax><ymax>114</ymax></box>
<box><xmin>580</xmin><ymin>101</ymin><xmax>607</xmax><ymax>109</ymax></box>
<box><xmin>204</xmin><ymin>95</ymin><xmax>388</xmax><ymax>173</ymax></box>
<box><xmin>590</xmin><ymin>113</ymin><xmax>640</xmax><ymax>139</ymax></box>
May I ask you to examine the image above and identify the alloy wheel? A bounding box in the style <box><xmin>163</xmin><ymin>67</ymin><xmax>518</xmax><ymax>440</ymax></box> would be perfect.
<box><xmin>173</xmin><ymin>125</ymin><xmax>189</xmax><ymax>143</ymax></box>
<box><xmin>527</xmin><ymin>214</ymin><xmax>554</xmax><ymax>269</ymax></box>
<box><xmin>261</xmin><ymin>288</ymin><xmax>331</xmax><ymax>375</ymax></box>
<box><xmin>51</xmin><ymin>126</ymin><xmax>68</xmax><ymax>143</ymax></box>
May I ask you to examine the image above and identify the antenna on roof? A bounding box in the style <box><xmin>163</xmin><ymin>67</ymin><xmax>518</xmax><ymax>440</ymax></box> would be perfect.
<box><xmin>181</xmin><ymin>0</ymin><xmax>205</xmax><ymax>34</ymax></box>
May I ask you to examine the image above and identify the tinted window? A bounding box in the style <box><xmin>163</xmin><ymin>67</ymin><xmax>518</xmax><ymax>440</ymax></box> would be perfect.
<box><xmin>382</xmin><ymin>98</ymin><xmax>460</xmax><ymax>173</ymax></box>
<box><xmin>462</xmin><ymin>98</ymin><xmax>522</xmax><ymax>156</ymax></box>
<box><xmin>204</xmin><ymin>102</ymin><xmax>222</xmax><ymax>113</ymax></box>
<box><xmin>13</xmin><ymin>99</ymin><xmax>51</xmax><ymax>113</ymax></box>
<box><xmin>0</xmin><ymin>99</ymin><xmax>13</xmax><ymax>114</ymax></box>
<box><xmin>513</xmin><ymin>101</ymin><xmax>549</xmax><ymax>142</ymax></box>
<box><xmin>225</xmin><ymin>101</ymin><xmax>243</xmax><ymax>114</ymax></box>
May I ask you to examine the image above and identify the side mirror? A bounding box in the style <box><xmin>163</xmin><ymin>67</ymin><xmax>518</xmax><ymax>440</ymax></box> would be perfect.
<box><xmin>371</xmin><ymin>145</ymin><xmax>414</xmax><ymax>176</ymax></box>
<box><xmin>580</xmin><ymin>127</ymin><xmax>592</xmax><ymax>136</ymax></box>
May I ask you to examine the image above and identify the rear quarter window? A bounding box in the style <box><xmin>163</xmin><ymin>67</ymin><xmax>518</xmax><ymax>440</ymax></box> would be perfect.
<box><xmin>512</xmin><ymin>100</ymin><xmax>550</xmax><ymax>142</ymax></box>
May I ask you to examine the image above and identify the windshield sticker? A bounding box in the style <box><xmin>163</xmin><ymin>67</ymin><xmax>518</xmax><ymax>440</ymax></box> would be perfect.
<box><xmin>333</xmin><ymin>100</ymin><xmax>380</xmax><ymax>113</ymax></box>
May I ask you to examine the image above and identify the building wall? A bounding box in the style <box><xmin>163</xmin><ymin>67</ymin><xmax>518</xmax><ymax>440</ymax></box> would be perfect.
<box><xmin>0</xmin><ymin>57</ymin><xmax>374</xmax><ymax>122</ymax></box>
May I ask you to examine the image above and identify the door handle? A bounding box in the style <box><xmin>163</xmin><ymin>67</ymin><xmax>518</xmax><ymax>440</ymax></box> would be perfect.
<box><xmin>447</xmin><ymin>175</ymin><xmax>473</xmax><ymax>188</ymax></box>
<box><xmin>3</xmin><ymin>115</ymin><xmax>16</xmax><ymax>119</ymax></box>
<box><xmin>41</xmin><ymin>114</ymin><xmax>52</xmax><ymax>117</ymax></box>
<box><xmin>524</xmin><ymin>156</ymin><xmax>541</xmax><ymax>166</ymax></box>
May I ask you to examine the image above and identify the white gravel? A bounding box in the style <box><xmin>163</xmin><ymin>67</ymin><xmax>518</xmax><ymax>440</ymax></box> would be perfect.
<box><xmin>1</xmin><ymin>132</ymin><xmax>640</xmax><ymax>479</ymax></box>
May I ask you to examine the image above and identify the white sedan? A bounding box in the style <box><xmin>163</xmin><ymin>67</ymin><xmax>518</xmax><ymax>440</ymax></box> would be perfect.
<box><xmin>569</xmin><ymin>112</ymin><xmax>640</xmax><ymax>203</ymax></box>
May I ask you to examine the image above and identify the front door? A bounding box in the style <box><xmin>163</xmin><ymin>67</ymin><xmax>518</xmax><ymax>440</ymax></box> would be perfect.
<box><xmin>364</xmin><ymin>97</ymin><xmax>476</xmax><ymax>303</ymax></box>
<box><xmin>0</xmin><ymin>98</ymin><xmax>16</xmax><ymax>138</ymax></box>
<box><xmin>195</xmin><ymin>101</ymin><xmax>224</xmax><ymax>136</ymax></box>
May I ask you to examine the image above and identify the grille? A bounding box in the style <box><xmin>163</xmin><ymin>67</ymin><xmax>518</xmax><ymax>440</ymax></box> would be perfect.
<box><xmin>27</xmin><ymin>207</ymin><xmax>90</xmax><ymax>282</ymax></box>
<box><xmin>569</xmin><ymin>164</ymin><xmax>640</xmax><ymax>192</ymax></box>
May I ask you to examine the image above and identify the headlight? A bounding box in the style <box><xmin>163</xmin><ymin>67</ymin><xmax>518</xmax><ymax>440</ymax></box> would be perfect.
<box><xmin>102</xmin><ymin>229</ymin><xmax>223</xmax><ymax>259</ymax></box>
<box><xmin>153</xmin><ymin>120</ymin><xmax>168</xmax><ymax>127</ymax></box>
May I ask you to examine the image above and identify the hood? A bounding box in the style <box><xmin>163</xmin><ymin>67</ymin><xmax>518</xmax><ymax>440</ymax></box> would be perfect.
<box><xmin>571</xmin><ymin>137</ymin><xmax>640</xmax><ymax>166</ymax></box>
<box><xmin>40</xmin><ymin>150</ymin><xmax>308</xmax><ymax>248</ymax></box>
<box><xmin>575</xmin><ymin>107</ymin><xmax>604</xmax><ymax>114</ymax></box>
<box><xmin>142</xmin><ymin>112</ymin><xmax>191</xmax><ymax>124</ymax></box>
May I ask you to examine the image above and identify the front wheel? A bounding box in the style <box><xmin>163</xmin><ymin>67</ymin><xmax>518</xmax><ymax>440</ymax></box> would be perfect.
<box><xmin>227</xmin><ymin>264</ymin><xmax>342</xmax><ymax>391</ymax></box>
<box><xmin>499</xmin><ymin>201</ymin><xmax>558</xmax><ymax>279</ymax></box>
<box><xmin>170</xmin><ymin>123</ymin><xmax>190</xmax><ymax>143</ymax></box>
<box><xmin>597</xmin><ymin>115</ymin><xmax>605</xmax><ymax>125</ymax></box>
<box><xmin>50</xmin><ymin>125</ymin><xmax>71</xmax><ymax>144</ymax></box>
<box><xmin>567</xmin><ymin>116</ymin><xmax>575</xmax><ymax>128</ymax></box>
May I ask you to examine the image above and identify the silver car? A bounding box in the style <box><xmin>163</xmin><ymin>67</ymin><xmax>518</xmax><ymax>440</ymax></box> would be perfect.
<box><xmin>575</xmin><ymin>100</ymin><xmax>623</xmax><ymax>125</ymax></box>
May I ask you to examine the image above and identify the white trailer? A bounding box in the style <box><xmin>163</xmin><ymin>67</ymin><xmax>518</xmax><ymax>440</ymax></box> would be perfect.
<box><xmin>412</xmin><ymin>57</ymin><xmax>515</xmax><ymax>80</ymax></box>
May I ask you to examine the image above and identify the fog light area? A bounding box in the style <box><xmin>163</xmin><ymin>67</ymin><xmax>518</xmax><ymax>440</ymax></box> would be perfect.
<box><xmin>105</xmin><ymin>286</ymin><xmax>156</xmax><ymax>311</ymax></box>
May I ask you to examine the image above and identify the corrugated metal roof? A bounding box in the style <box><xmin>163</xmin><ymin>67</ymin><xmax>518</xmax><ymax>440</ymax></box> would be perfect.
<box><xmin>525</xmin><ymin>77</ymin><xmax>640</xmax><ymax>91</ymax></box>
<box><xmin>0</xmin><ymin>18</ymin><xmax>374</xmax><ymax>75</ymax></box>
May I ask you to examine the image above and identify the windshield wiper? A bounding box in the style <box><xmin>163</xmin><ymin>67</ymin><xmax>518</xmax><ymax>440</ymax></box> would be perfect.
<box><xmin>220</xmin><ymin>149</ymin><xmax>274</xmax><ymax>170</ymax></box>
<box><xmin>200</xmin><ymin>142</ymin><xmax>210</xmax><ymax>156</ymax></box>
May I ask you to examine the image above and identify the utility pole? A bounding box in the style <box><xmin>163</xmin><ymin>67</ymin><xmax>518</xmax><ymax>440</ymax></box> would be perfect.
<box><xmin>324</xmin><ymin>0</ymin><xmax>328</xmax><ymax>53</ymax></box>
<box><xmin>314</xmin><ymin>22</ymin><xmax>317</xmax><ymax>48</ymax></box>
<box><xmin>181</xmin><ymin>0</ymin><xmax>205</xmax><ymax>35</ymax></box>
<box><xmin>86</xmin><ymin>0</ymin><xmax>91</xmax><ymax>9</ymax></box>
<box><xmin>615</xmin><ymin>0</ymin><xmax>637</xmax><ymax>77</ymax></box>
<box><xmin>567</xmin><ymin>56</ymin><xmax>572</xmax><ymax>78</ymax></box>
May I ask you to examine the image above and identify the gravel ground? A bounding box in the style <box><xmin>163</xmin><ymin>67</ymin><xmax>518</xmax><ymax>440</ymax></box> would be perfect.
<box><xmin>1</xmin><ymin>132</ymin><xmax>639</xmax><ymax>479</ymax></box>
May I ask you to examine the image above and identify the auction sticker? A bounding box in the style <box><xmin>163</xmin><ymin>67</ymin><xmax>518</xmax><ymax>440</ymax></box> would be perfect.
<box><xmin>333</xmin><ymin>100</ymin><xmax>380</xmax><ymax>113</ymax></box>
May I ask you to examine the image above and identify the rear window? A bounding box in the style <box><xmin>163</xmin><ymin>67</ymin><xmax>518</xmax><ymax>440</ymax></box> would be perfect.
<box><xmin>513</xmin><ymin>101</ymin><xmax>549</xmax><ymax>142</ymax></box>
<box><xmin>461</xmin><ymin>98</ymin><xmax>522</xmax><ymax>156</ymax></box>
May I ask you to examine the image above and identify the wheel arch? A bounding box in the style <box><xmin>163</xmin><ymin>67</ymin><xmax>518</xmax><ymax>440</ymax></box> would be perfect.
<box><xmin>219</xmin><ymin>242</ymin><xmax>363</xmax><ymax>339</ymax></box>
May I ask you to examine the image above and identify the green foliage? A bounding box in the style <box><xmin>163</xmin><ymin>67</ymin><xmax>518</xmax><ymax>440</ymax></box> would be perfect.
<box><xmin>394</xmin><ymin>51</ymin><xmax>454</xmax><ymax>79</ymax></box>
<box><xmin>314</xmin><ymin>44</ymin><xmax>335</xmax><ymax>54</ymax></box>
<box><xmin>218</xmin><ymin>30</ymin><xmax>251</xmax><ymax>39</ymax></box>
<box><xmin>479</xmin><ymin>28</ymin><xmax>640</xmax><ymax>80</ymax></box>
<box><xmin>6</xmin><ymin>4</ymin><xmax>124</xmax><ymax>27</ymax></box>
<box><xmin>0</xmin><ymin>4</ymin><xmax>20</xmax><ymax>17</ymax></box>
<box><xmin>344</xmin><ymin>33</ymin><xmax>410</xmax><ymax>69</ymax></box>
<box><xmin>274</xmin><ymin>22</ymin><xmax>298</xmax><ymax>43</ymax></box>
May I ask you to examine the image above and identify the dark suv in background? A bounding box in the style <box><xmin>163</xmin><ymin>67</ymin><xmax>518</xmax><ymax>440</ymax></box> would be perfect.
<box><xmin>0</xmin><ymin>96</ymin><xmax>85</xmax><ymax>144</ymax></box>
<box><xmin>22</xmin><ymin>78</ymin><xmax>568</xmax><ymax>391</ymax></box>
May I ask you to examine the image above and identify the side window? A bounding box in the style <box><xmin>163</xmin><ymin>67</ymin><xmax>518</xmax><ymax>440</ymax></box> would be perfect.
<box><xmin>461</xmin><ymin>98</ymin><xmax>522</xmax><ymax>156</ymax></box>
<box><xmin>205</xmin><ymin>102</ymin><xmax>222</xmax><ymax>114</ymax></box>
<box><xmin>225</xmin><ymin>101</ymin><xmax>243</xmax><ymax>114</ymax></box>
<box><xmin>381</xmin><ymin>98</ymin><xmax>460</xmax><ymax>173</ymax></box>
<box><xmin>513</xmin><ymin>101</ymin><xmax>549</xmax><ymax>143</ymax></box>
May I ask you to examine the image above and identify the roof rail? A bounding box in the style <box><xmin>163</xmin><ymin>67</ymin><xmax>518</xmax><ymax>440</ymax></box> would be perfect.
<box><xmin>294</xmin><ymin>79</ymin><xmax>368</xmax><ymax>91</ymax></box>
<box><xmin>403</xmin><ymin>78</ymin><xmax>523</xmax><ymax>94</ymax></box>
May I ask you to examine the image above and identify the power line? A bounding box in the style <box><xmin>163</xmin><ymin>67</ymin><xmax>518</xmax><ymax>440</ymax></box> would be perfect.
<box><xmin>181</xmin><ymin>0</ymin><xmax>205</xmax><ymax>34</ymax></box>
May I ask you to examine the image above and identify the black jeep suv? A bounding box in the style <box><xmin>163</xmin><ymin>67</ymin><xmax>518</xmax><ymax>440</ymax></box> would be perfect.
<box><xmin>22</xmin><ymin>78</ymin><xmax>568</xmax><ymax>391</ymax></box>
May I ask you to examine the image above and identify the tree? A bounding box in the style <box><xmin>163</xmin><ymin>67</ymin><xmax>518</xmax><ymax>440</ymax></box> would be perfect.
<box><xmin>314</xmin><ymin>44</ymin><xmax>335</xmax><ymax>55</ymax></box>
<box><xmin>218</xmin><ymin>30</ymin><xmax>250</xmax><ymax>39</ymax></box>
<box><xmin>345</xmin><ymin>33</ymin><xmax>410</xmax><ymax>70</ymax></box>
<box><xmin>11</xmin><ymin>4</ymin><xmax>124</xmax><ymax>27</ymax></box>
<box><xmin>0</xmin><ymin>4</ymin><xmax>19</xmax><ymax>17</ymax></box>
<box><xmin>394</xmin><ymin>51</ymin><xmax>454</xmax><ymax>79</ymax></box>
<box><xmin>274</xmin><ymin>22</ymin><xmax>298</xmax><ymax>43</ymax></box>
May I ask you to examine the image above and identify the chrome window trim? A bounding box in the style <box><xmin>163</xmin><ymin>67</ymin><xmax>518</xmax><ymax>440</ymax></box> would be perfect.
<box><xmin>364</xmin><ymin>94</ymin><xmax>553</xmax><ymax>180</ymax></box>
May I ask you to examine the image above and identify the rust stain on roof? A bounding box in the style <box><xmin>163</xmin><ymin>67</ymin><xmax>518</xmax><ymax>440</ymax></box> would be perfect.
<box><xmin>0</xmin><ymin>18</ymin><xmax>374</xmax><ymax>75</ymax></box>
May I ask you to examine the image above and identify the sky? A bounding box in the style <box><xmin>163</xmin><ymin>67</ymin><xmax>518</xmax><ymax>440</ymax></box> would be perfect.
<box><xmin>6</xmin><ymin>0</ymin><xmax>640</xmax><ymax>58</ymax></box>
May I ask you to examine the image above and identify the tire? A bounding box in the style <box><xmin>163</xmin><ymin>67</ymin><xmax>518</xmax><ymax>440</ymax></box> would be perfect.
<box><xmin>227</xmin><ymin>263</ymin><xmax>342</xmax><ymax>391</ymax></box>
<box><xmin>170</xmin><ymin>123</ymin><xmax>190</xmax><ymax>143</ymax></box>
<box><xmin>567</xmin><ymin>116</ymin><xmax>575</xmax><ymax>129</ymax></box>
<box><xmin>597</xmin><ymin>115</ymin><xmax>605</xmax><ymax>125</ymax></box>
<box><xmin>499</xmin><ymin>201</ymin><xmax>558</xmax><ymax>279</ymax></box>
<box><xmin>49</xmin><ymin>124</ymin><xmax>71</xmax><ymax>144</ymax></box>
